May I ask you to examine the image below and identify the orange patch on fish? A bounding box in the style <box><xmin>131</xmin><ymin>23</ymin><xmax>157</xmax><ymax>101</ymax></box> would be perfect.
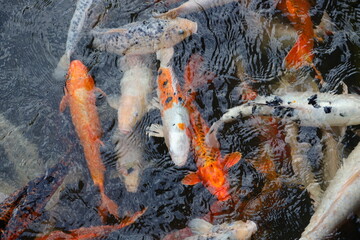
<box><xmin>157</xmin><ymin>67</ymin><xmax>183</xmax><ymax>111</ymax></box>
<box><xmin>178</xmin><ymin>122</ymin><xmax>186</xmax><ymax>130</ymax></box>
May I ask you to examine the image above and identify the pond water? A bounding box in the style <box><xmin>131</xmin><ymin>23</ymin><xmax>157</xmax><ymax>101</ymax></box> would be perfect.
<box><xmin>0</xmin><ymin>0</ymin><xmax>360</xmax><ymax>239</ymax></box>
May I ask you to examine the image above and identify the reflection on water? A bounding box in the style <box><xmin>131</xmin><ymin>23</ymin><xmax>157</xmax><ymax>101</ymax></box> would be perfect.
<box><xmin>0</xmin><ymin>0</ymin><xmax>359</xmax><ymax>239</ymax></box>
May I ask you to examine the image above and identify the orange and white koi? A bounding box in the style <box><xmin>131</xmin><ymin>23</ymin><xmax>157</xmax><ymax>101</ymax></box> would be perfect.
<box><xmin>147</xmin><ymin>47</ymin><xmax>190</xmax><ymax>166</ymax></box>
<box><xmin>181</xmin><ymin>55</ymin><xmax>242</xmax><ymax>201</ymax></box>
<box><xmin>60</xmin><ymin>60</ymin><xmax>119</xmax><ymax>220</ymax></box>
<box><xmin>276</xmin><ymin>0</ymin><xmax>323</xmax><ymax>81</ymax></box>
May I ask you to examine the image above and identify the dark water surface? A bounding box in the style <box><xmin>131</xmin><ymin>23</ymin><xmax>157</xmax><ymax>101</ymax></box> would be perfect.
<box><xmin>1</xmin><ymin>0</ymin><xmax>360</xmax><ymax>239</ymax></box>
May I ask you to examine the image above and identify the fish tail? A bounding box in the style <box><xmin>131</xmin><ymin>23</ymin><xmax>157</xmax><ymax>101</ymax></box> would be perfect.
<box><xmin>284</xmin><ymin>33</ymin><xmax>314</xmax><ymax>70</ymax></box>
<box><xmin>98</xmin><ymin>191</ymin><xmax>120</xmax><ymax>221</ymax></box>
<box><xmin>53</xmin><ymin>54</ymin><xmax>70</xmax><ymax>81</ymax></box>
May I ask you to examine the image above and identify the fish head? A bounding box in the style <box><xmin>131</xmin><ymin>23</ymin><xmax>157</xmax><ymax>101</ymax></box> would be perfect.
<box><xmin>118</xmin><ymin>95</ymin><xmax>146</xmax><ymax>134</ymax></box>
<box><xmin>159</xmin><ymin>18</ymin><xmax>197</xmax><ymax>48</ymax></box>
<box><xmin>66</xmin><ymin>60</ymin><xmax>95</xmax><ymax>92</ymax></box>
<box><xmin>118</xmin><ymin>164</ymin><xmax>141</xmax><ymax>193</ymax></box>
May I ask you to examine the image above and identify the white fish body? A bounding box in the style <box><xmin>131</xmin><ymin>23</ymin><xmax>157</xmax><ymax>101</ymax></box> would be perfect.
<box><xmin>300</xmin><ymin>142</ymin><xmax>360</xmax><ymax>240</ymax></box>
<box><xmin>221</xmin><ymin>92</ymin><xmax>360</xmax><ymax>127</ymax></box>
<box><xmin>91</xmin><ymin>17</ymin><xmax>197</xmax><ymax>56</ymax></box>
<box><xmin>156</xmin><ymin>0</ymin><xmax>239</xmax><ymax>18</ymax></box>
<box><xmin>186</xmin><ymin>218</ymin><xmax>257</xmax><ymax>240</ymax></box>
<box><xmin>116</xmin><ymin>55</ymin><xmax>154</xmax><ymax>133</ymax></box>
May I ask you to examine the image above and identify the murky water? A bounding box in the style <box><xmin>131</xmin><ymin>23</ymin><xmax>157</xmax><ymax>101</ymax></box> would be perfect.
<box><xmin>1</xmin><ymin>0</ymin><xmax>360</xmax><ymax>239</ymax></box>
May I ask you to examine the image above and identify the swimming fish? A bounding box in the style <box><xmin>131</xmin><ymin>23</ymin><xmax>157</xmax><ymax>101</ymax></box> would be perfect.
<box><xmin>185</xmin><ymin>218</ymin><xmax>257</xmax><ymax>240</ymax></box>
<box><xmin>181</xmin><ymin>54</ymin><xmax>242</xmax><ymax>201</ymax></box>
<box><xmin>53</xmin><ymin>0</ymin><xmax>103</xmax><ymax>80</ymax></box>
<box><xmin>147</xmin><ymin>47</ymin><xmax>191</xmax><ymax>166</ymax></box>
<box><xmin>276</xmin><ymin>0</ymin><xmax>323</xmax><ymax>81</ymax></box>
<box><xmin>60</xmin><ymin>60</ymin><xmax>119</xmax><ymax>220</ymax></box>
<box><xmin>35</xmin><ymin>208</ymin><xmax>147</xmax><ymax>240</ymax></box>
<box><xmin>212</xmin><ymin>92</ymin><xmax>360</xmax><ymax>130</ymax></box>
<box><xmin>155</xmin><ymin>0</ymin><xmax>239</xmax><ymax>19</ymax></box>
<box><xmin>91</xmin><ymin>17</ymin><xmax>197</xmax><ymax>56</ymax></box>
<box><xmin>299</xmin><ymin>142</ymin><xmax>360</xmax><ymax>240</ymax></box>
<box><xmin>107</xmin><ymin>55</ymin><xmax>155</xmax><ymax>134</ymax></box>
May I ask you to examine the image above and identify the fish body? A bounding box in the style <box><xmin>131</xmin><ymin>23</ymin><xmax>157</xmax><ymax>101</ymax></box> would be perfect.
<box><xmin>116</xmin><ymin>55</ymin><xmax>154</xmax><ymax>133</ymax></box>
<box><xmin>186</xmin><ymin>218</ymin><xmax>257</xmax><ymax>240</ymax></box>
<box><xmin>60</xmin><ymin>60</ymin><xmax>119</xmax><ymax>220</ymax></box>
<box><xmin>54</xmin><ymin>0</ymin><xmax>101</xmax><ymax>80</ymax></box>
<box><xmin>181</xmin><ymin>55</ymin><xmax>242</xmax><ymax>201</ymax></box>
<box><xmin>219</xmin><ymin>92</ymin><xmax>360</xmax><ymax>127</ymax></box>
<box><xmin>155</xmin><ymin>0</ymin><xmax>238</xmax><ymax>18</ymax></box>
<box><xmin>153</xmin><ymin>48</ymin><xmax>191</xmax><ymax>166</ymax></box>
<box><xmin>91</xmin><ymin>17</ymin><xmax>197</xmax><ymax>56</ymax></box>
<box><xmin>300</xmin><ymin>142</ymin><xmax>360</xmax><ymax>240</ymax></box>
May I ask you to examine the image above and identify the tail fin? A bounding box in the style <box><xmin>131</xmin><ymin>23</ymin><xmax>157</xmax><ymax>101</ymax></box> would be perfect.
<box><xmin>98</xmin><ymin>192</ymin><xmax>120</xmax><ymax>221</ymax></box>
<box><xmin>53</xmin><ymin>54</ymin><xmax>70</xmax><ymax>81</ymax></box>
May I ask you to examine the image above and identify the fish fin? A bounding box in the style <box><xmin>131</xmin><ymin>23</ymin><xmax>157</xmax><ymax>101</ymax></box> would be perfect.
<box><xmin>223</xmin><ymin>152</ymin><xmax>242</xmax><ymax>169</ymax></box>
<box><xmin>104</xmin><ymin>28</ymin><xmax>128</xmax><ymax>34</ymax></box>
<box><xmin>188</xmin><ymin>218</ymin><xmax>213</xmax><ymax>235</ymax></box>
<box><xmin>98</xmin><ymin>193</ymin><xmax>120</xmax><ymax>222</ymax></box>
<box><xmin>182</xmin><ymin>172</ymin><xmax>201</xmax><ymax>185</ymax></box>
<box><xmin>148</xmin><ymin>97</ymin><xmax>161</xmax><ymax>110</ymax></box>
<box><xmin>59</xmin><ymin>89</ymin><xmax>69</xmax><ymax>112</ymax></box>
<box><xmin>95</xmin><ymin>87</ymin><xmax>107</xmax><ymax>97</ymax></box>
<box><xmin>283</xmin><ymin>34</ymin><xmax>313</xmax><ymax>70</ymax></box>
<box><xmin>53</xmin><ymin>54</ymin><xmax>70</xmax><ymax>81</ymax></box>
<box><xmin>205</xmin><ymin>121</ymin><xmax>221</xmax><ymax>148</ymax></box>
<box><xmin>107</xmin><ymin>94</ymin><xmax>120</xmax><ymax>109</ymax></box>
<box><xmin>146</xmin><ymin>124</ymin><xmax>164</xmax><ymax>138</ymax></box>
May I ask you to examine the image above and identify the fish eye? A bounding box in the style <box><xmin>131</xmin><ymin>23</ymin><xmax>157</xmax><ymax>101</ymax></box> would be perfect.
<box><xmin>178</xmin><ymin>29</ymin><xmax>185</xmax><ymax>35</ymax></box>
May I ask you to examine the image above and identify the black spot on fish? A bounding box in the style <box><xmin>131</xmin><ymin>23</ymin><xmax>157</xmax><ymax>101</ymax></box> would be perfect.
<box><xmin>127</xmin><ymin>167</ymin><xmax>134</xmax><ymax>174</ymax></box>
<box><xmin>163</xmin><ymin>80</ymin><xmax>168</xmax><ymax>86</ymax></box>
<box><xmin>165</xmin><ymin>97</ymin><xmax>173</xmax><ymax>104</ymax></box>
<box><xmin>307</xmin><ymin>94</ymin><xmax>320</xmax><ymax>108</ymax></box>
<box><xmin>288</xmin><ymin>101</ymin><xmax>292</xmax><ymax>104</ymax></box>
<box><xmin>178</xmin><ymin>97</ymin><xmax>183</xmax><ymax>102</ymax></box>
<box><xmin>273</xmin><ymin>107</ymin><xmax>294</xmax><ymax>118</ymax></box>
<box><xmin>323</xmin><ymin>106</ymin><xmax>332</xmax><ymax>114</ymax></box>
<box><xmin>266</xmin><ymin>96</ymin><xmax>283</xmax><ymax>106</ymax></box>
<box><xmin>340</xmin><ymin>113</ymin><xmax>345</xmax><ymax>117</ymax></box>
<box><xmin>252</xmin><ymin>105</ymin><xmax>257</xmax><ymax>114</ymax></box>
<box><xmin>158</xmin><ymin>69</ymin><xmax>163</xmax><ymax>75</ymax></box>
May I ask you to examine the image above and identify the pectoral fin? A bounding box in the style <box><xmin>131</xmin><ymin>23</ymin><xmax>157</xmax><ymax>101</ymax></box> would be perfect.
<box><xmin>146</xmin><ymin>124</ymin><xmax>164</xmax><ymax>138</ymax></box>
<box><xmin>59</xmin><ymin>88</ymin><xmax>69</xmax><ymax>112</ymax></box>
<box><xmin>107</xmin><ymin>95</ymin><xmax>120</xmax><ymax>109</ymax></box>
<box><xmin>182</xmin><ymin>172</ymin><xmax>201</xmax><ymax>185</ymax></box>
<box><xmin>223</xmin><ymin>152</ymin><xmax>242</xmax><ymax>169</ymax></box>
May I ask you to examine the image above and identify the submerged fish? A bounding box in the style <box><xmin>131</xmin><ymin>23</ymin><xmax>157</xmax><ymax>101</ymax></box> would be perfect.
<box><xmin>155</xmin><ymin>0</ymin><xmax>239</xmax><ymax>19</ymax></box>
<box><xmin>300</xmin><ymin>142</ymin><xmax>360</xmax><ymax>240</ymax></box>
<box><xmin>53</xmin><ymin>0</ymin><xmax>104</xmax><ymax>80</ymax></box>
<box><xmin>147</xmin><ymin>47</ymin><xmax>191</xmax><ymax>166</ymax></box>
<box><xmin>60</xmin><ymin>60</ymin><xmax>119</xmax><ymax>220</ymax></box>
<box><xmin>181</xmin><ymin>54</ymin><xmax>242</xmax><ymax>201</ymax></box>
<box><xmin>185</xmin><ymin>218</ymin><xmax>257</xmax><ymax>240</ymax></box>
<box><xmin>107</xmin><ymin>55</ymin><xmax>155</xmax><ymax>134</ymax></box>
<box><xmin>91</xmin><ymin>17</ymin><xmax>197</xmax><ymax>56</ymax></box>
<box><xmin>276</xmin><ymin>0</ymin><xmax>323</xmax><ymax>81</ymax></box>
<box><xmin>35</xmin><ymin>208</ymin><xmax>147</xmax><ymax>240</ymax></box>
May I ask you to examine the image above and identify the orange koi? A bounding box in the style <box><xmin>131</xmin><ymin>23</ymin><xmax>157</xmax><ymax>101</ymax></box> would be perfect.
<box><xmin>35</xmin><ymin>208</ymin><xmax>147</xmax><ymax>240</ymax></box>
<box><xmin>276</xmin><ymin>0</ymin><xmax>323</xmax><ymax>82</ymax></box>
<box><xmin>60</xmin><ymin>60</ymin><xmax>119</xmax><ymax>220</ymax></box>
<box><xmin>181</xmin><ymin>55</ymin><xmax>242</xmax><ymax>201</ymax></box>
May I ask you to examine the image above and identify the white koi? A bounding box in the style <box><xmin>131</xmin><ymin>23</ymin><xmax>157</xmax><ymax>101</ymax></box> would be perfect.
<box><xmin>300</xmin><ymin>142</ymin><xmax>360</xmax><ymax>240</ymax></box>
<box><xmin>186</xmin><ymin>218</ymin><xmax>257</xmax><ymax>240</ymax></box>
<box><xmin>91</xmin><ymin>17</ymin><xmax>197</xmax><ymax>56</ymax></box>
<box><xmin>155</xmin><ymin>0</ymin><xmax>239</xmax><ymax>19</ymax></box>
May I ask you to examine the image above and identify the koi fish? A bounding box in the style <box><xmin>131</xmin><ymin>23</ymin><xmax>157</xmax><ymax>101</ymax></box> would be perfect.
<box><xmin>60</xmin><ymin>60</ymin><xmax>119</xmax><ymax>220</ymax></box>
<box><xmin>107</xmin><ymin>55</ymin><xmax>155</xmax><ymax>134</ymax></box>
<box><xmin>276</xmin><ymin>0</ymin><xmax>323</xmax><ymax>81</ymax></box>
<box><xmin>35</xmin><ymin>208</ymin><xmax>147</xmax><ymax>240</ymax></box>
<box><xmin>186</xmin><ymin>218</ymin><xmax>257</xmax><ymax>240</ymax></box>
<box><xmin>147</xmin><ymin>47</ymin><xmax>191</xmax><ymax>166</ymax></box>
<box><xmin>53</xmin><ymin>0</ymin><xmax>104</xmax><ymax>80</ymax></box>
<box><xmin>211</xmin><ymin>92</ymin><xmax>360</xmax><ymax>134</ymax></box>
<box><xmin>155</xmin><ymin>0</ymin><xmax>239</xmax><ymax>19</ymax></box>
<box><xmin>300</xmin><ymin>142</ymin><xmax>360</xmax><ymax>240</ymax></box>
<box><xmin>91</xmin><ymin>17</ymin><xmax>197</xmax><ymax>56</ymax></box>
<box><xmin>181</xmin><ymin>54</ymin><xmax>242</xmax><ymax>201</ymax></box>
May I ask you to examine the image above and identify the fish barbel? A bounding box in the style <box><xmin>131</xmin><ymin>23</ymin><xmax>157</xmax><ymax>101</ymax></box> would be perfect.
<box><xmin>91</xmin><ymin>17</ymin><xmax>197</xmax><ymax>56</ymax></box>
<box><xmin>60</xmin><ymin>60</ymin><xmax>119</xmax><ymax>221</ymax></box>
<box><xmin>300</xmin><ymin>142</ymin><xmax>360</xmax><ymax>240</ymax></box>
